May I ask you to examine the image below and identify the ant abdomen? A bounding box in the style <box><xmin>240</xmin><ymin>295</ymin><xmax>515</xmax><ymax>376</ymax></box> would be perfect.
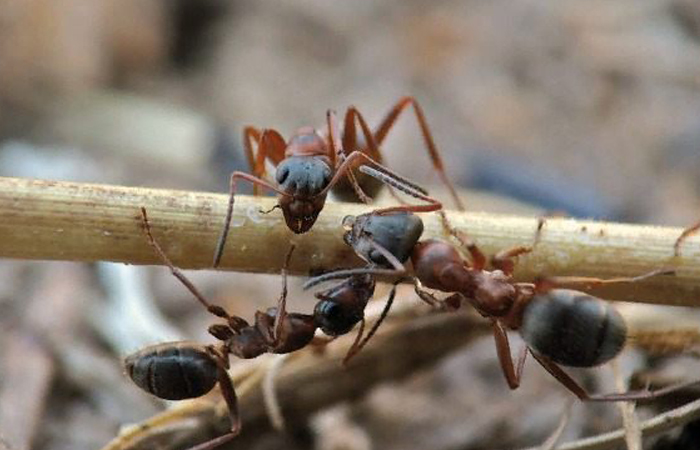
<box><xmin>520</xmin><ymin>289</ymin><xmax>627</xmax><ymax>367</ymax></box>
<box><xmin>125</xmin><ymin>342</ymin><xmax>219</xmax><ymax>400</ymax></box>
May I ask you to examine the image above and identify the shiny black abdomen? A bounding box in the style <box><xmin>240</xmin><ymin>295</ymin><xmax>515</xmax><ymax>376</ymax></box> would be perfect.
<box><xmin>125</xmin><ymin>343</ymin><xmax>218</xmax><ymax>400</ymax></box>
<box><xmin>520</xmin><ymin>289</ymin><xmax>627</xmax><ymax>367</ymax></box>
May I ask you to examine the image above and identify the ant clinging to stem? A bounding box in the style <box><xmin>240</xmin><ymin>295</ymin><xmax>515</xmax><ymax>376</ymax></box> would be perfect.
<box><xmin>305</xmin><ymin>207</ymin><xmax>699</xmax><ymax>401</ymax></box>
<box><xmin>213</xmin><ymin>96</ymin><xmax>464</xmax><ymax>267</ymax></box>
<box><xmin>126</xmin><ymin>207</ymin><xmax>416</xmax><ymax>450</ymax></box>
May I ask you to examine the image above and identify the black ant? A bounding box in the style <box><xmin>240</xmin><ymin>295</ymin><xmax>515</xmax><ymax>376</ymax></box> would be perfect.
<box><xmin>213</xmin><ymin>96</ymin><xmax>463</xmax><ymax>267</ymax></box>
<box><xmin>125</xmin><ymin>208</ymin><xmax>408</xmax><ymax>449</ymax></box>
<box><xmin>304</xmin><ymin>210</ymin><xmax>698</xmax><ymax>401</ymax></box>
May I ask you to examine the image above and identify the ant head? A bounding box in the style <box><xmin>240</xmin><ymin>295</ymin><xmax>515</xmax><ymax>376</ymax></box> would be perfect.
<box><xmin>313</xmin><ymin>298</ymin><xmax>364</xmax><ymax>336</ymax></box>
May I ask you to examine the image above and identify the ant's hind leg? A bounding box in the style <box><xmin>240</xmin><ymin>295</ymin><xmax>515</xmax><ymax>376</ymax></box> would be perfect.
<box><xmin>534</xmin><ymin>268</ymin><xmax>674</xmax><ymax>294</ymax></box>
<box><xmin>531</xmin><ymin>352</ymin><xmax>700</xmax><ymax>402</ymax></box>
<box><xmin>213</xmin><ymin>171</ymin><xmax>288</xmax><ymax>267</ymax></box>
<box><xmin>372</xmin><ymin>96</ymin><xmax>465</xmax><ymax>210</ymax></box>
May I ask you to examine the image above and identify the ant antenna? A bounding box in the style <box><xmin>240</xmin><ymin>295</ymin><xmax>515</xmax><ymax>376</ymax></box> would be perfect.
<box><xmin>343</xmin><ymin>280</ymin><xmax>401</xmax><ymax>365</ymax></box>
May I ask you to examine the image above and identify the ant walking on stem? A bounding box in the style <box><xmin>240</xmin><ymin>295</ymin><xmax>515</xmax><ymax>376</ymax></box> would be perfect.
<box><xmin>305</xmin><ymin>210</ymin><xmax>698</xmax><ymax>401</ymax></box>
<box><xmin>213</xmin><ymin>96</ymin><xmax>463</xmax><ymax>267</ymax></box>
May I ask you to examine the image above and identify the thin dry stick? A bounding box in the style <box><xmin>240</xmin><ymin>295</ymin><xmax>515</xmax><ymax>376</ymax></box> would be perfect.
<box><xmin>1</xmin><ymin>176</ymin><xmax>700</xmax><ymax>305</ymax></box>
<box><xmin>518</xmin><ymin>396</ymin><xmax>700</xmax><ymax>450</ymax></box>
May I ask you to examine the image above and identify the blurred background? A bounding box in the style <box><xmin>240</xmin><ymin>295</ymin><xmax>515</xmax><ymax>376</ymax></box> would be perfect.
<box><xmin>1</xmin><ymin>1</ymin><xmax>699</xmax><ymax>449</ymax></box>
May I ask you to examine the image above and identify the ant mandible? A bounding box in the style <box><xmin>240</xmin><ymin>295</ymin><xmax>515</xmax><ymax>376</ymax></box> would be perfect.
<box><xmin>213</xmin><ymin>96</ymin><xmax>463</xmax><ymax>267</ymax></box>
<box><xmin>304</xmin><ymin>210</ymin><xmax>697</xmax><ymax>401</ymax></box>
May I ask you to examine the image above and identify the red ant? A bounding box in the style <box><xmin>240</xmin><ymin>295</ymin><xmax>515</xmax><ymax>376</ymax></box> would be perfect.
<box><xmin>125</xmin><ymin>208</ymin><xmax>405</xmax><ymax>450</ymax></box>
<box><xmin>304</xmin><ymin>210</ymin><xmax>698</xmax><ymax>401</ymax></box>
<box><xmin>213</xmin><ymin>96</ymin><xmax>463</xmax><ymax>267</ymax></box>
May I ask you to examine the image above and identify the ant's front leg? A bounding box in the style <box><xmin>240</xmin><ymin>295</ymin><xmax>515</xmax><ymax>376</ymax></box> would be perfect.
<box><xmin>214</xmin><ymin>171</ymin><xmax>289</xmax><ymax>267</ymax></box>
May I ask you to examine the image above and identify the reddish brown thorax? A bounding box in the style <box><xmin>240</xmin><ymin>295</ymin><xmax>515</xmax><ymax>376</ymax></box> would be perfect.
<box><xmin>286</xmin><ymin>128</ymin><xmax>328</xmax><ymax>157</ymax></box>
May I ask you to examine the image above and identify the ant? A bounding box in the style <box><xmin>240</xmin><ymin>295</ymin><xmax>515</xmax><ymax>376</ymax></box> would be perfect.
<box><xmin>213</xmin><ymin>96</ymin><xmax>463</xmax><ymax>267</ymax></box>
<box><xmin>304</xmin><ymin>210</ymin><xmax>698</xmax><ymax>401</ymax></box>
<box><xmin>125</xmin><ymin>208</ymin><xmax>406</xmax><ymax>449</ymax></box>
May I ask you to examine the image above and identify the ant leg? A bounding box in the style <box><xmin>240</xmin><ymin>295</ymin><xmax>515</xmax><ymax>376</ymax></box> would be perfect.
<box><xmin>493</xmin><ymin>320</ymin><xmax>528</xmax><ymax>389</ymax></box>
<box><xmin>343</xmin><ymin>280</ymin><xmax>402</xmax><ymax>365</ymax></box>
<box><xmin>188</xmin><ymin>349</ymin><xmax>241</xmax><ymax>450</ymax></box>
<box><xmin>342</xmin><ymin>106</ymin><xmax>408</xmax><ymax>205</ymax></box>
<box><xmin>675</xmin><ymin>220</ymin><xmax>700</xmax><ymax>257</ymax></box>
<box><xmin>327</xmin><ymin>110</ymin><xmax>369</xmax><ymax>203</ymax></box>
<box><xmin>534</xmin><ymin>268</ymin><xmax>675</xmax><ymax>294</ymax></box>
<box><xmin>491</xmin><ymin>246</ymin><xmax>533</xmax><ymax>276</ymax></box>
<box><xmin>342</xmin><ymin>318</ymin><xmax>366</xmax><ymax>366</ymax></box>
<box><xmin>530</xmin><ymin>352</ymin><xmax>700</xmax><ymax>402</ymax></box>
<box><xmin>213</xmin><ymin>172</ymin><xmax>289</xmax><ymax>267</ymax></box>
<box><xmin>140</xmin><ymin>207</ymin><xmax>233</xmax><ymax>322</ymax></box>
<box><xmin>491</xmin><ymin>218</ymin><xmax>545</xmax><ymax>275</ymax></box>
<box><xmin>243</xmin><ymin>127</ymin><xmax>286</xmax><ymax>196</ymax></box>
<box><xmin>371</xmin><ymin>96</ymin><xmax>465</xmax><ymax>210</ymax></box>
<box><xmin>436</xmin><ymin>210</ymin><xmax>487</xmax><ymax>271</ymax></box>
<box><xmin>272</xmin><ymin>245</ymin><xmax>296</xmax><ymax>343</ymax></box>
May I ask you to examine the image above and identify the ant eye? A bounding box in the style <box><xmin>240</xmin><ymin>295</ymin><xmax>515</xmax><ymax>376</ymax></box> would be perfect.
<box><xmin>342</xmin><ymin>215</ymin><xmax>355</xmax><ymax>231</ymax></box>
<box><xmin>316</xmin><ymin>300</ymin><xmax>340</xmax><ymax>320</ymax></box>
<box><xmin>276</xmin><ymin>166</ymin><xmax>290</xmax><ymax>184</ymax></box>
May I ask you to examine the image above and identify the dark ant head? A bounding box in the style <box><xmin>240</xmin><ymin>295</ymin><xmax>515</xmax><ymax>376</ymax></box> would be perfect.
<box><xmin>125</xmin><ymin>343</ymin><xmax>219</xmax><ymax>400</ymax></box>
<box><xmin>276</xmin><ymin>156</ymin><xmax>333</xmax><ymax>196</ymax></box>
<box><xmin>313</xmin><ymin>275</ymin><xmax>375</xmax><ymax>336</ymax></box>
<box><xmin>278</xmin><ymin>193</ymin><xmax>327</xmax><ymax>233</ymax></box>
<box><xmin>343</xmin><ymin>212</ymin><xmax>424</xmax><ymax>267</ymax></box>
<box><xmin>520</xmin><ymin>289</ymin><xmax>627</xmax><ymax>367</ymax></box>
<box><xmin>313</xmin><ymin>299</ymin><xmax>364</xmax><ymax>336</ymax></box>
<box><xmin>276</xmin><ymin>155</ymin><xmax>332</xmax><ymax>233</ymax></box>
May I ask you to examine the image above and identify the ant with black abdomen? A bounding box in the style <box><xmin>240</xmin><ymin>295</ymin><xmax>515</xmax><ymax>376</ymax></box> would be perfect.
<box><xmin>125</xmin><ymin>207</ymin><xmax>416</xmax><ymax>450</ymax></box>
<box><xmin>304</xmin><ymin>208</ymin><xmax>699</xmax><ymax>401</ymax></box>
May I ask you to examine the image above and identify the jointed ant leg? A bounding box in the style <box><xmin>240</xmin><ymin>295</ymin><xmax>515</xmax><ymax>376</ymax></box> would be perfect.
<box><xmin>534</xmin><ymin>268</ymin><xmax>674</xmax><ymax>294</ymax></box>
<box><xmin>371</xmin><ymin>96</ymin><xmax>465</xmax><ymax>210</ymax></box>
<box><xmin>327</xmin><ymin>109</ymin><xmax>369</xmax><ymax>203</ymax></box>
<box><xmin>244</xmin><ymin>128</ymin><xmax>286</xmax><ymax>196</ymax></box>
<box><xmin>344</xmin><ymin>280</ymin><xmax>402</xmax><ymax>365</ymax></box>
<box><xmin>213</xmin><ymin>171</ymin><xmax>289</xmax><ymax>267</ymax></box>
<box><xmin>437</xmin><ymin>210</ymin><xmax>487</xmax><ymax>270</ymax></box>
<box><xmin>273</xmin><ymin>245</ymin><xmax>296</xmax><ymax>343</ymax></box>
<box><xmin>531</xmin><ymin>351</ymin><xmax>700</xmax><ymax>402</ymax></box>
<box><xmin>675</xmin><ymin>220</ymin><xmax>700</xmax><ymax>257</ymax></box>
<box><xmin>188</xmin><ymin>347</ymin><xmax>241</xmax><ymax>450</ymax></box>
<box><xmin>140</xmin><ymin>207</ymin><xmax>231</xmax><ymax>320</ymax></box>
<box><xmin>491</xmin><ymin>246</ymin><xmax>533</xmax><ymax>276</ymax></box>
<box><xmin>492</xmin><ymin>320</ymin><xmax>528</xmax><ymax>390</ymax></box>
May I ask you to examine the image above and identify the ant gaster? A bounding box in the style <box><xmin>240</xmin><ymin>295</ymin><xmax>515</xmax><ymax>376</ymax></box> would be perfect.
<box><xmin>213</xmin><ymin>96</ymin><xmax>463</xmax><ymax>267</ymax></box>
<box><xmin>305</xmin><ymin>210</ymin><xmax>696</xmax><ymax>401</ymax></box>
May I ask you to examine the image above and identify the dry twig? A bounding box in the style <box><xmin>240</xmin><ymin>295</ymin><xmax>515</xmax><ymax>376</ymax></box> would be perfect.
<box><xmin>1</xmin><ymin>177</ymin><xmax>699</xmax><ymax>306</ymax></box>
